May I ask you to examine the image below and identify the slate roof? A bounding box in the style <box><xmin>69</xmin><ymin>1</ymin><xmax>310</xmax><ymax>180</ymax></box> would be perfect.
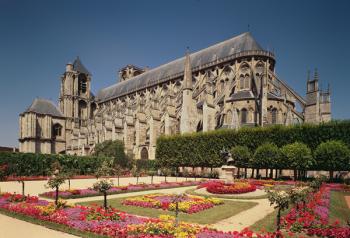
<box><xmin>25</xmin><ymin>98</ymin><xmax>64</xmax><ymax>117</ymax></box>
<box><xmin>228</xmin><ymin>90</ymin><xmax>255</xmax><ymax>101</ymax></box>
<box><xmin>73</xmin><ymin>57</ymin><xmax>91</xmax><ymax>75</ymax></box>
<box><xmin>97</xmin><ymin>32</ymin><xmax>264</xmax><ymax>102</ymax></box>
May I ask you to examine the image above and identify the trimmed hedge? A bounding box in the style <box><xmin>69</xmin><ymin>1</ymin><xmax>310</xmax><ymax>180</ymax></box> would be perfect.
<box><xmin>0</xmin><ymin>152</ymin><xmax>111</xmax><ymax>178</ymax></box>
<box><xmin>155</xmin><ymin>121</ymin><xmax>350</xmax><ymax>169</ymax></box>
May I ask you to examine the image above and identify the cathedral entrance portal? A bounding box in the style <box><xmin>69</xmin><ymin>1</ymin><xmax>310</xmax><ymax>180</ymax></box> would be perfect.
<box><xmin>141</xmin><ymin>147</ymin><xmax>149</xmax><ymax>160</ymax></box>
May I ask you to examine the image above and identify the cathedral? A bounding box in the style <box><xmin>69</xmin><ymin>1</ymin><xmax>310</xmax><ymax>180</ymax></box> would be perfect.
<box><xmin>19</xmin><ymin>32</ymin><xmax>331</xmax><ymax>159</ymax></box>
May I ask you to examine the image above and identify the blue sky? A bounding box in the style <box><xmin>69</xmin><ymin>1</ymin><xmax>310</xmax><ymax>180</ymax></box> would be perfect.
<box><xmin>0</xmin><ymin>0</ymin><xmax>349</xmax><ymax>147</ymax></box>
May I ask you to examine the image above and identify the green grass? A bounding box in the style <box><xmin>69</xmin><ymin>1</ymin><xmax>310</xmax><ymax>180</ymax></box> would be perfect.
<box><xmin>0</xmin><ymin>208</ymin><xmax>108</xmax><ymax>238</ymax></box>
<box><xmin>185</xmin><ymin>188</ymin><xmax>268</xmax><ymax>200</ymax></box>
<box><xmin>79</xmin><ymin>196</ymin><xmax>258</xmax><ymax>224</ymax></box>
<box><xmin>250</xmin><ymin>208</ymin><xmax>290</xmax><ymax>232</ymax></box>
<box><xmin>329</xmin><ymin>190</ymin><xmax>350</xmax><ymax>225</ymax></box>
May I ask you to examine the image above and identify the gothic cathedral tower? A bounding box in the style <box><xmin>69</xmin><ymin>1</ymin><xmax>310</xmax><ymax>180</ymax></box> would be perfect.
<box><xmin>59</xmin><ymin>57</ymin><xmax>95</xmax><ymax>120</ymax></box>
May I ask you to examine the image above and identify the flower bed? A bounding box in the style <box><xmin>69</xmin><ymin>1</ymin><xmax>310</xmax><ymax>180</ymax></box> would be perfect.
<box><xmin>3</xmin><ymin>174</ymin><xmax>136</xmax><ymax>182</ymax></box>
<box><xmin>40</xmin><ymin>181</ymin><xmax>202</xmax><ymax>199</ymax></box>
<box><xmin>122</xmin><ymin>194</ymin><xmax>223</xmax><ymax>214</ymax></box>
<box><xmin>281</xmin><ymin>184</ymin><xmax>350</xmax><ymax>238</ymax></box>
<box><xmin>0</xmin><ymin>192</ymin><xmax>279</xmax><ymax>238</ymax></box>
<box><xmin>199</xmin><ymin>181</ymin><xmax>256</xmax><ymax>194</ymax></box>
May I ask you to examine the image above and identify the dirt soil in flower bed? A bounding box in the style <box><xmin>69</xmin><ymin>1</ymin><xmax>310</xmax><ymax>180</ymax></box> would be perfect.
<box><xmin>79</xmin><ymin>196</ymin><xmax>258</xmax><ymax>225</ymax></box>
<box><xmin>39</xmin><ymin>181</ymin><xmax>202</xmax><ymax>199</ymax></box>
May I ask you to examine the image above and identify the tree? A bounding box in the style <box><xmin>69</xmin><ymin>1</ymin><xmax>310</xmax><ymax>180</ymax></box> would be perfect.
<box><xmin>231</xmin><ymin>146</ymin><xmax>251</xmax><ymax>178</ymax></box>
<box><xmin>131</xmin><ymin>166</ymin><xmax>141</xmax><ymax>184</ymax></box>
<box><xmin>93</xmin><ymin>161</ymin><xmax>114</xmax><ymax>210</ymax></box>
<box><xmin>93</xmin><ymin>179</ymin><xmax>113</xmax><ymax>210</ymax></box>
<box><xmin>160</xmin><ymin>167</ymin><xmax>171</xmax><ymax>182</ymax></box>
<box><xmin>253</xmin><ymin>143</ymin><xmax>280</xmax><ymax>179</ymax></box>
<box><xmin>113</xmin><ymin>164</ymin><xmax>123</xmax><ymax>186</ymax></box>
<box><xmin>147</xmin><ymin>169</ymin><xmax>157</xmax><ymax>184</ymax></box>
<box><xmin>314</xmin><ymin>140</ymin><xmax>350</xmax><ymax>180</ymax></box>
<box><xmin>94</xmin><ymin>140</ymin><xmax>129</xmax><ymax>168</ymax></box>
<box><xmin>45</xmin><ymin>162</ymin><xmax>66</xmax><ymax>206</ymax></box>
<box><xmin>266</xmin><ymin>189</ymin><xmax>290</xmax><ymax>233</ymax></box>
<box><xmin>281</xmin><ymin>142</ymin><xmax>314</xmax><ymax>180</ymax></box>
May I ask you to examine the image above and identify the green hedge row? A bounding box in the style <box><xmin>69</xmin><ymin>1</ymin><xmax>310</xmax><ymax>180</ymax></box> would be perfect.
<box><xmin>0</xmin><ymin>152</ymin><xmax>111</xmax><ymax>177</ymax></box>
<box><xmin>155</xmin><ymin>120</ymin><xmax>350</xmax><ymax>169</ymax></box>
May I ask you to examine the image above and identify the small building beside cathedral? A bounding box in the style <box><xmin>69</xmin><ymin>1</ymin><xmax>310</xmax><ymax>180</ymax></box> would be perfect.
<box><xmin>19</xmin><ymin>32</ymin><xmax>331</xmax><ymax>159</ymax></box>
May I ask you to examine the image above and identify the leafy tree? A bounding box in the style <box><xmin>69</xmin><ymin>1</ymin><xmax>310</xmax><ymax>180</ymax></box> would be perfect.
<box><xmin>95</xmin><ymin>160</ymin><xmax>114</xmax><ymax>179</ymax></box>
<box><xmin>113</xmin><ymin>164</ymin><xmax>123</xmax><ymax>186</ymax></box>
<box><xmin>160</xmin><ymin>167</ymin><xmax>171</xmax><ymax>182</ymax></box>
<box><xmin>131</xmin><ymin>166</ymin><xmax>141</xmax><ymax>184</ymax></box>
<box><xmin>314</xmin><ymin>140</ymin><xmax>350</xmax><ymax>180</ymax></box>
<box><xmin>94</xmin><ymin>140</ymin><xmax>129</xmax><ymax>168</ymax></box>
<box><xmin>92</xmin><ymin>161</ymin><xmax>114</xmax><ymax>210</ymax></box>
<box><xmin>266</xmin><ymin>189</ymin><xmax>290</xmax><ymax>232</ymax></box>
<box><xmin>93</xmin><ymin>179</ymin><xmax>113</xmax><ymax>210</ymax></box>
<box><xmin>231</xmin><ymin>146</ymin><xmax>251</xmax><ymax>178</ymax></box>
<box><xmin>45</xmin><ymin>162</ymin><xmax>66</xmax><ymax>206</ymax></box>
<box><xmin>253</xmin><ymin>143</ymin><xmax>280</xmax><ymax>178</ymax></box>
<box><xmin>281</xmin><ymin>142</ymin><xmax>313</xmax><ymax>180</ymax></box>
<box><xmin>147</xmin><ymin>169</ymin><xmax>157</xmax><ymax>184</ymax></box>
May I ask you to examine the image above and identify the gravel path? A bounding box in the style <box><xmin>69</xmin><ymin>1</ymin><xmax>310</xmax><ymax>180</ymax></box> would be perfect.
<box><xmin>213</xmin><ymin>197</ymin><xmax>274</xmax><ymax>232</ymax></box>
<box><xmin>0</xmin><ymin>213</ymin><xmax>78</xmax><ymax>238</ymax></box>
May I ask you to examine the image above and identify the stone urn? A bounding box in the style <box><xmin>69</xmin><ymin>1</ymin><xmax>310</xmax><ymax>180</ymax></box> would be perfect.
<box><xmin>221</xmin><ymin>165</ymin><xmax>237</xmax><ymax>183</ymax></box>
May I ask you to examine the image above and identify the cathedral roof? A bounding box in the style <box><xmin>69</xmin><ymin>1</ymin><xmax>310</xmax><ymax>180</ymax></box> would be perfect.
<box><xmin>25</xmin><ymin>98</ymin><xmax>64</xmax><ymax>117</ymax></box>
<box><xmin>227</xmin><ymin>90</ymin><xmax>255</xmax><ymax>101</ymax></box>
<box><xmin>73</xmin><ymin>57</ymin><xmax>91</xmax><ymax>75</ymax></box>
<box><xmin>97</xmin><ymin>32</ymin><xmax>264</xmax><ymax>102</ymax></box>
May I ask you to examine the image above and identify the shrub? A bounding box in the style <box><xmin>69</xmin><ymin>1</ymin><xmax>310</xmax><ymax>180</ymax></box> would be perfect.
<box><xmin>93</xmin><ymin>140</ymin><xmax>129</xmax><ymax>168</ymax></box>
<box><xmin>156</xmin><ymin>121</ymin><xmax>350</xmax><ymax>169</ymax></box>
<box><xmin>281</xmin><ymin>142</ymin><xmax>314</xmax><ymax>180</ymax></box>
<box><xmin>314</xmin><ymin>140</ymin><xmax>350</xmax><ymax>180</ymax></box>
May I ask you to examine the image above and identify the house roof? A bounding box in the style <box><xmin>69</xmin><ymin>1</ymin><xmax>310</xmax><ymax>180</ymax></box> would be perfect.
<box><xmin>25</xmin><ymin>98</ymin><xmax>64</xmax><ymax>117</ymax></box>
<box><xmin>97</xmin><ymin>32</ymin><xmax>264</xmax><ymax>102</ymax></box>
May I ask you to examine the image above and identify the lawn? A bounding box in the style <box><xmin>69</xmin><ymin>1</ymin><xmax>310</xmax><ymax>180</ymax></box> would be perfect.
<box><xmin>329</xmin><ymin>190</ymin><xmax>350</xmax><ymax>225</ymax></box>
<box><xmin>249</xmin><ymin>208</ymin><xmax>291</xmax><ymax>232</ymax></box>
<box><xmin>79</xmin><ymin>196</ymin><xmax>258</xmax><ymax>224</ymax></box>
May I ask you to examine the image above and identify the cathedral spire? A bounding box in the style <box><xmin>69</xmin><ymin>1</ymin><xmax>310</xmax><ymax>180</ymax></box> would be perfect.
<box><xmin>183</xmin><ymin>49</ymin><xmax>192</xmax><ymax>90</ymax></box>
<box><xmin>307</xmin><ymin>70</ymin><xmax>310</xmax><ymax>82</ymax></box>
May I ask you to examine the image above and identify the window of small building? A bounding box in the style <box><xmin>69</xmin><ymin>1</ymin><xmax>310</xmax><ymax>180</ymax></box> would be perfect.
<box><xmin>52</xmin><ymin>123</ymin><xmax>62</xmax><ymax>138</ymax></box>
<box><xmin>241</xmin><ymin>108</ymin><xmax>248</xmax><ymax>124</ymax></box>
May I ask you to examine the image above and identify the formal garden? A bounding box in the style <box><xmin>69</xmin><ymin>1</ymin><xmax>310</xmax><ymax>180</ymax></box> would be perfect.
<box><xmin>1</xmin><ymin>121</ymin><xmax>350</xmax><ymax>237</ymax></box>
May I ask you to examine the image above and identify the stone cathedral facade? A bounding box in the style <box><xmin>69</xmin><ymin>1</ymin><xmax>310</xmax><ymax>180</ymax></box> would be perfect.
<box><xmin>19</xmin><ymin>32</ymin><xmax>331</xmax><ymax>159</ymax></box>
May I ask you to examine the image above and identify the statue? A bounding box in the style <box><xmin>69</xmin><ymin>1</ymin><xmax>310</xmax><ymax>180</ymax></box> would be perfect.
<box><xmin>220</xmin><ymin>147</ymin><xmax>234</xmax><ymax>165</ymax></box>
<box><xmin>220</xmin><ymin>147</ymin><xmax>237</xmax><ymax>183</ymax></box>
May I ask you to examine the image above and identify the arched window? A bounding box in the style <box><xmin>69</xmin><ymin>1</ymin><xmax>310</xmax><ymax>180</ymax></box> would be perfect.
<box><xmin>271</xmin><ymin>108</ymin><xmax>277</xmax><ymax>124</ymax></box>
<box><xmin>78</xmin><ymin>100</ymin><xmax>87</xmax><ymax>120</ymax></box>
<box><xmin>220</xmin><ymin>80</ymin><xmax>225</xmax><ymax>93</ymax></box>
<box><xmin>244</xmin><ymin>74</ymin><xmax>250</xmax><ymax>89</ymax></box>
<box><xmin>226</xmin><ymin>110</ymin><xmax>232</xmax><ymax>124</ymax></box>
<box><xmin>141</xmin><ymin>147</ymin><xmax>149</xmax><ymax>160</ymax></box>
<box><xmin>90</xmin><ymin>103</ymin><xmax>97</xmax><ymax>119</ymax></box>
<box><xmin>78</xmin><ymin>74</ymin><xmax>87</xmax><ymax>94</ymax></box>
<box><xmin>239</xmin><ymin>75</ymin><xmax>244</xmax><ymax>89</ymax></box>
<box><xmin>52</xmin><ymin>123</ymin><xmax>62</xmax><ymax>139</ymax></box>
<box><xmin>241</xmin><ymin>108</ymin><xmax>248</xmax><ymax>124</ymax></box>
<box><xmin>196</xmin><ymin>120</ymin><xmax>203</xmax><ymax>132</ymax></box>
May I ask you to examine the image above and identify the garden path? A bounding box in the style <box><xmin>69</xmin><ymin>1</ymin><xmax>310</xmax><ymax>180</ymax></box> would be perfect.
<box><xmin>0</xmin><ymin>213</ymin><xmax>78</xmax><ymax>238</ymax></box>
<box><xmin>212</xmin><ymin>197</ymin><xmax>274</xmax><ymax>232</ymax></box>
<box><xmin>0</xmin><ymin>176</ymin><xmax>195</xmax><ymax>196</ymax></box>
